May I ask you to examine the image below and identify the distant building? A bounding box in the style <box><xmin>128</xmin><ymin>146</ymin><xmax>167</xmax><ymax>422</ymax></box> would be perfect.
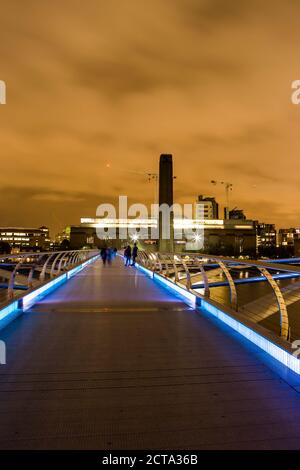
<box><xmin>0</xmin><ymin>226</ymin><xmax>50</xmax><ymax>251</ymax></box>
<box><xmin>229</xmin><ymin>208</ymin><xmax>246</xmax><ymax>220</ymax></box>
<box><xmin>195</xmin><ymin>195</ymin><xmax>219</xmax><ymax>219</ymax></box>
<box><xmin>200</xmin><ymin>218</ymin><xmax>256</xmax><ymax>256</ymax></box>
<box><xmin>69</xmin><ymin>225</ymin><xmax>97</xmax><ymax>250</ymax></box>
<box><xmin>55</xmin><ymin>226</ymin><xmax>71</xmax><ymax>245</ymax></box>
<box><xmin>255</xmin><ymin>222</ymin><xmax>277</xmax><ymax>255</ymax></box>
<box><xmin>278</xmin><ymin>228</ymin><xmax>300</xmax><ymax>255</ymax></box>
<box><xmin>294</xmin><ymin>237</ymin><xmax>300</xmax><ymax>257</ymax></box>
<box><xmin>278</xmin><ymin>228</ymin><xmax>297</xmax><ymax>248</ymax></box>
<box><xmin>70</xmin><ymin>217</ymin><xmax>256</xmax><ymax>256</ymax></box>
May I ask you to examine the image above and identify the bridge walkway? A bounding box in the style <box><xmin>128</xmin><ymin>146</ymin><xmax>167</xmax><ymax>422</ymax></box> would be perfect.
<box><xmin>1</xmin><ymin>258</ymin><xmax>300</xmax><ymax>449</ymax></box>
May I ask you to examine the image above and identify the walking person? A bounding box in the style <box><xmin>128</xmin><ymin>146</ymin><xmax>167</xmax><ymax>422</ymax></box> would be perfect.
<box><xmin>107</xmin><ymin>247</ymin><xmax>113</xmax><ymax>265</ymax></box>
<box><xmin>124</xmin><ymin>245</ymin><xmax>131</xmax><ymax>267</ymax></box>
<box><xmin>131</xmin><ymin>242</ymin><xmax>138</xmax><ymax>266</ymax></box>
<box><xmin>100</xmin><ymin>247</ymin><xmax>107</xmax><ymax>266</ymax></box>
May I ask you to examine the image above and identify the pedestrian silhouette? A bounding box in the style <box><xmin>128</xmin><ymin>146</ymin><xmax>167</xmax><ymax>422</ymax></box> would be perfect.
<box><xmin>131</xmin><ymin>243</ymin><xmax>138</xmax><ymax>266</ymax></box>
<box><xmin>107</xmin><ymin>247</ymin><xmax>113</xmax><ymax>265</ymax></box>
<box><xmin>124</xmin><ymin>245</ymin><xmax>131</xmax><ymax>266</ymax></box>
<box><xmin>100</xmin><ymin>247</ymin><xmax>107</xmax><ymax>265</ymax></box>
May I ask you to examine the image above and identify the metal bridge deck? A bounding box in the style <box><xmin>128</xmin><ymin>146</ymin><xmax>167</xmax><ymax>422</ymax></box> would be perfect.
<box><xmin>1</xmin><ymin>258</ymin><xmax>300</xmax><ymax>449</ymax></box>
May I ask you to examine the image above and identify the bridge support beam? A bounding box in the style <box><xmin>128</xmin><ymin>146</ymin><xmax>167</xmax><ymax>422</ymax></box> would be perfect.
<box><xmin>258</xmin><ymin>267</ymin><xmax>290</xmax><ymax>341</ymax></box>
<box><xmin>216</xmin><ymin>261</ymin><xmax>238</xmax><ymax>311</ymax></box>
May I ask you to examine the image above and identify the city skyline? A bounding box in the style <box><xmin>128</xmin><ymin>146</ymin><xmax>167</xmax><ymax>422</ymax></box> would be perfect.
<box><xmin>1</xmin><ymin>0</ymin><xmax>300</xmax><ymax>234</ymax></box>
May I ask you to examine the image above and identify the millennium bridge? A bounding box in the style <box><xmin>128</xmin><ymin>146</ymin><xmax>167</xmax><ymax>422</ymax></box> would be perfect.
<box><xmin>1</xmin><ymin>250</ymin><xmax>300</xmax><ymax>449</ymax></box>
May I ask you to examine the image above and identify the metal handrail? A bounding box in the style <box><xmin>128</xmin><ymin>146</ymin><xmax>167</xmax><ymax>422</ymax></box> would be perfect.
<box><xmin>137</xmin><ymin>251</ymin><xmax>292</xmax><ymax>342</ymax></box>
<box><xmin>0</xmin><ymin>249</ymin><xmax>98</xmax><ymax>302</ymax></box>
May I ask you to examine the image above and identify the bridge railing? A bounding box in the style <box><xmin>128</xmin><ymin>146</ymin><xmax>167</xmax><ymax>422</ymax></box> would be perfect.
<box><xmin>136</xmin><ymin>251</ymin><xmax>300</xmax><ymax>342</ymax></box>
<box><xmin>0</xmin><ymin>249</ymin><xmax>99</xmax><ymax>305</ymax></box>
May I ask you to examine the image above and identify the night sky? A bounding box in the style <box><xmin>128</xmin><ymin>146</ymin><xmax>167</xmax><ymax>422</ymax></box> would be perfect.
<box><xmin>1</xmin><ymin>0</ymin><xmax>300</xmax><ymax>235</ymax></box>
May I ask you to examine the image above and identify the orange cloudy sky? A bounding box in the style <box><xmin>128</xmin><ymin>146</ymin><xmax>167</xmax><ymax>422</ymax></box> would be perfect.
<box><xmin>1</xmin><ymin>0</ymin><xmax>300</xmax><ymax>235</ymax></box>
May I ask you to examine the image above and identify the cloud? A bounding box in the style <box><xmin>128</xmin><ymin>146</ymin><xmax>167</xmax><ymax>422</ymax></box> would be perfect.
<box><xmin>30</xmin><ymin>192</ymin><xmax>85</xmax><ymax>203</ymax></box>
<box><xmin>176</xmin><ymin>0</ymin><xmax>251</xmax><ymax>28</ymax></box>
<box><xmin>0</xmin><ymin>0</ymin><xmax>300</xmax><ymax>235</ymax></box>
<box><xmin>0</xmin><ymin>186</ymin><xmax>114</xmax><ymax>230</ymax></box>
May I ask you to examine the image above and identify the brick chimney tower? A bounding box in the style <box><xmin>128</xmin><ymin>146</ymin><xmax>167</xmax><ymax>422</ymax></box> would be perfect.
<box><xmin>158</xmin><ymin>154</ymin><xmax>174</xmax><ymax>252</ymax></box>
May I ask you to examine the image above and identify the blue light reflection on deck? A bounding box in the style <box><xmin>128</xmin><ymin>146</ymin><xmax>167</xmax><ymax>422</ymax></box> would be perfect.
<box><xmin>66</xmin><ymin>255</ymin><xmax>100</xmax><ymax>279</ymax></box>
<box><xmin>135</xmin><ymin>261</ymin><xmax>195</xmax><ymax>306</ymax></box>
<box><xmin>199</xmin><ymin>299</ymin><xmax>300</xmax><ymax>374</ymax></box>
<box><xmin>22</xmin><ymin>273</ymin><xmax>67</xmax><ymax>310</ymax></box>
<box><xmin>22</xmin><ymin>255</ymin><xmax>100</xmax><ymax>310</ymax></box>
<box><xmin>136</xmin><ymin>264</ymin><xmax>154</xmax><ymax>279</ymax></box>
<box><xmin>153</xmin><ymin>274</ymin><xmax>196</xmax><ymax>308</ymax></box>
<box><xmin>0</xmin><ymin>255</ymin><xmax>100</xmax><ymax>327</ymax></box>
<box><xmin>136</xmin><ymin>262</ymin><xmax>300</xmax><ymax>375</ymax></box>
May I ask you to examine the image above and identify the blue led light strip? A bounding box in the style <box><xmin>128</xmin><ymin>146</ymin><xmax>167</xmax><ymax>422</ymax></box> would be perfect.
<box><xmin>0</xmin><ymin>255</ymin><xmax>100</xmax><ymax>330</ymax></box>
<box><xmin>136</xmin><ymin>262</ymin><xmax>300</xmax><ymax>375</ymax></box>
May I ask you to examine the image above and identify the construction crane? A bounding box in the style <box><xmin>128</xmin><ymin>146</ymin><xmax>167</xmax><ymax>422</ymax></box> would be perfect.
<box><xmin>147</xmin><ymin>173</ymin><xmax>158</xmax><ymax>204</ymax></box>
<box><xmin>105</xmin><ymin>164</ymin><xmax>159</xmax><ymax>204</ymax></box>
<box><xmin>105</xmin><ymin>164</ymin><xmax>177</xmax><ymax>205</ymax></box>
<box><xmin>211</xmin><ymin>180</ymin><xmax>233</xmax><ymax>219</ymax></box>
<box><xmin>147</xmin><ymin>173</ymin><xmax>177</xmax><ymax>205</ymax></box>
